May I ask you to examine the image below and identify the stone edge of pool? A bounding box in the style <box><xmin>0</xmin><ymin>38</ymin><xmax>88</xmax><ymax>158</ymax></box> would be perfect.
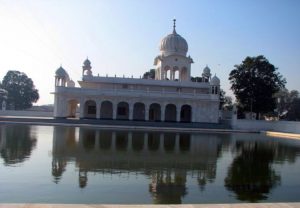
<box><xmin>1</xmin><ymin>116</ymin><xmax>300</xmax><ymax>140</ymax></box>
<box><xmin>1</xmin><ymin>203</ymin><xmax>300</xmax><ymax>208</ymax></box>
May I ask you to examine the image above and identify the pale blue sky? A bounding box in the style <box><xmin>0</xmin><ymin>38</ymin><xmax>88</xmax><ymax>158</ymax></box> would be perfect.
<box><xmin>0</xmin><ymin>0</ymin><xmax>299</xmax><ymax>104</ymax></box>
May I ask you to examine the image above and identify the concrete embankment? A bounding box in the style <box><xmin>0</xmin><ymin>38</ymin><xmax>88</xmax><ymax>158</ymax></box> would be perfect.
<box><xmin>1</xmin><ymin>203</ymin><xmax>300</xmax><ymax>208</ymax></box>
<box><xmin>0</xmin><ymin>116</ymin><xmax>242</xmax><ymax>133</ymax></box>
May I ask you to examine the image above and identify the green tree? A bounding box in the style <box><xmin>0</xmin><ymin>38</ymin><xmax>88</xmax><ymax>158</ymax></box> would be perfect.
<box><xmin>229</xmin><ymin>55</ymin><xmax>286</xmax><ymax>119</ymax></box>
<box><xmin>190</xmin><ymin>76</ymin><xmax>203</xmax><ymax>82</ymax></box>
<box><xmin>142</xmin><ymin>69</ymin><xmax>155</xmax><ymax>79</ymax></box>
<box><xmin>286</xmin><ymin>98</ymin><xmax>300</xmax><ymax>121</ymax></box>
<box><xmin>1</xmin><ymin>70</ymin><xmax>39</xmax><ymax>110</ymax></box>
<box><xmin>275</xmin><ymin>89</ymin><xmax>299</xmax><ymax>119</ymax></box>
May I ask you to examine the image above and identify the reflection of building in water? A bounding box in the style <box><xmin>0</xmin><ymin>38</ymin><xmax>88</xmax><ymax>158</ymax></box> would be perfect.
<box><xmin>0</xmin><ymin>125</ymin><xmax>37</xmax><ymax>165</ymax></box>
<box><xmin>52</xmin><ymin>126</ymin><xmax>222</xmax><ymax>202</ymax></box>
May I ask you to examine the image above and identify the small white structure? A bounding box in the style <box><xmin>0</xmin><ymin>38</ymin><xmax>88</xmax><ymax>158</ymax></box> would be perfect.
<box><xmin>53</xmin><ymin>20</ymin><xmax>220</xmax><ymax>123</ymax></box>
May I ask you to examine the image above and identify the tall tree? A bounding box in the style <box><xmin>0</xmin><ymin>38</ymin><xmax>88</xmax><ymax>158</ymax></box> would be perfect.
<box><xmin>1</xmin><ymin>70</ymin><xmax>39</xmax><ymax>110</ymax></box>
<box><xmin>229</xmin><ymin>55</ymin><xmax>286</xmax><ymax>119</ymax></box>
<box><xmin>275</xmin><ymin>88</ymin><xmax>299</xmax><ymax>119</ymax></box>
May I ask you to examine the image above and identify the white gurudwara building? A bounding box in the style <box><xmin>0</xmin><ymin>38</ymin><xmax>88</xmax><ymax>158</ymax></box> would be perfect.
<box><xmin>53</xmin><ymin>20</ymin><xmax>220</xmax><ymax>123</ymax></box>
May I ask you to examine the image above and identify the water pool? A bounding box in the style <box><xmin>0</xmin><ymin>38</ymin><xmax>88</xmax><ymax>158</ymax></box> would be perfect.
<box><xmin>0</xmin><ymin>124</ymin><xmax>300</xmax><ymax>204</ymax></box>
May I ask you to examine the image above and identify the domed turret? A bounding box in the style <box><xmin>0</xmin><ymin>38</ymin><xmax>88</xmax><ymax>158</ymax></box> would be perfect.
<box><xmin>67</xmin><ymin>79</ymin><xmax>75</xmax><ymax>87</ymax></box>
<box><xmin>55</xmin><ymin>66</ymin><xmax>69</xmax><ymax>79</ymax></box>
<box><xmin>210</xmin><ymin>74</ymin><xmax>220</xmax><ymax>86</ymax></box>
<box><xmin>83</xmin><ymin>58</ymin><xmax>91</xmax><ymax>67</ymax></box>
<box><xmin>55</xmin><ymin>66</ymin><xmax>69</xmax><ymax>87</ymax></box>
<box><xmin>202</xmin><ymin>65</ymin><xmax>211</xmax><ymax>78</ymax></box>
<box><xmin>159</xmin><ymin>19</ymin><xmax>188</xmax><ymax>56</ymax></box>
<box><xmin>82</xmin><ymin>58</ymin><xmax>92</xmax><ymax>76</ymax></box>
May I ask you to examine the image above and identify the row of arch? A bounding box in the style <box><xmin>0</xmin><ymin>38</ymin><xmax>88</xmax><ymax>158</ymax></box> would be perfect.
<box><xmin>68</xmin><ymin>100</ymin><xmax>192</xmax><ymax>122</ymax></box>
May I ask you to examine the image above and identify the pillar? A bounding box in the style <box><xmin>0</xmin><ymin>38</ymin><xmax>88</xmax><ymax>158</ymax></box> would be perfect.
<box><xmin>96</xmin><ymin>101</ymin><xmax>101</xmax><ymax>119</ymax></box>
<box><xmin>113</xmin><ymin>102</ymin><xmax>117</xmax><ymax>120</ymax></box>
<box><xmin>161</xmin><ymin>104</ymin><xmax>165</xmax><ymax>122</ymax></box>
<box><xmin>176</xmin><ymin>105</ymin><xmax>181</xmax><ymax>122</ymax></box>
<box><xmin>79</xmin><ymin>99</ymin><xmax>85</xmax><ymax>119</ymax></box>
<box><xmin>145</xmin><ymin>104</ymin><xmax>149</xmax><ymax>121</ymax></box>
<box><xmin>129</xmin><ymin>104</ymin><xmax>133</xmax><ymax>121</ymax></box>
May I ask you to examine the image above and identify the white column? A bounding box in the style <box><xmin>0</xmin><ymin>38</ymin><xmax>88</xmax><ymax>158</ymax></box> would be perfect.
<box><xmin>96</xmin><ymin>101</ymin><xmax>101</xmax><ymax>119</ymax></box>
<box><xmin>176</xmin><ymin>105</ymin><xmax>181</xmax><ymax>122</ymax></box>
<box><xmin>145</xmin><ymin>104</ymin><xmax>149</xmax><ymax>121</ymax></box>
<box><xmin>161</xmin><ymin>104</ymin><xmax>165</xmax><ymax>122</ymax></box>
<box><xmin>79</xmin><ymin>99</ymin><xmax>85</xmax><ymax>119</ymax></box>
<box><xmin>129</xmin><ymin>104</ymin><xmax>133</xmax><ymax>120</ymax></box>
<box><xmin>113</xmin><ymin>102</ymin><xmax>117</xmax><ymax>120</ymax></box>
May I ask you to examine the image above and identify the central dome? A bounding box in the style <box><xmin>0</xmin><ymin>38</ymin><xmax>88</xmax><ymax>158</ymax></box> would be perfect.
<box><xmin>159</xmin><ymin>21</ymin><xmax>188</xmax><ymax>56</ymax></box>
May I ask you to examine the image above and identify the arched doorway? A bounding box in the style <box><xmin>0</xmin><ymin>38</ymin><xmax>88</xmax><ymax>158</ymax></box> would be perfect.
<box><xmin>165</xmin><ymin>104</ymin><xmax>176</xmax><ymax>122</ymax></box>
<box><xmin>164</xmin><ymin>66</ymin><xmax>171</xmax><ymax>80</ymax></box>
<box><xmin>174</xmin><ymin>66</ymin><xmax>179</xmax><ymax>81</ymax></box>
<box><xmin>149</xmin><ymin>103</ymin><xmax>161</xmax><ymax>121</ymax></box>
<box><xmin>100</xmin><ymin>101</ymin><xmax>113</xmax><ymax>119</ymax></box>
<box><xmin>133</xmin><ymin>102</ymin><xmax>145</xmax><ymax>121</ymax></box>
<box><xmin>84</xmin><ymin>100</ymin><xmax>96</xmax><ymax>118</ymax></box>
<box><xmin>180</xmin><ymin>105</ymin><xmax>192</xmax><ymax>122</ymax></box>
<box><xmin>117</xmin><ymin>102</ymin><xmax>129</xmax><ymax>120</ymax></box>
<box><xmin>67</xmin><ymin>99</ymin><xmax>79</xmax><ymax>118</ymax></box>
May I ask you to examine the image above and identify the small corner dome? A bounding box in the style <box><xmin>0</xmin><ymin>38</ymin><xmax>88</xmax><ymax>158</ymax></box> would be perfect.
<box><xmin>203</xmin><ymin>66</ymin><xmax>211</xmax><ymax>74</ymax></box>
<box><xmin>83</xmin><ymin>58</ymin><xmax>91</xmax><ymax>66</ymax></box>
<box><xmin>67</xmin><ymin>79</ymin><xmax>75</xmax><ymax>87</ymax></box>
<box><xmin>210</xmin><ymin>75</ymin><xmax>220</xmax><ymax>85</ymax></box>
<box><xmin>55</xmin><ymin>66</ymin><xmax>69</xmax><ymax>78</ymax></box>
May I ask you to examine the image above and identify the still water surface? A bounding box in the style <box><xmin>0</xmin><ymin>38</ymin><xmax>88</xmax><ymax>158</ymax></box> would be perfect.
<box><xmin>0</xmin><ymin>124</ymin><xmax>300</xmax><ymax>204</ymax></box>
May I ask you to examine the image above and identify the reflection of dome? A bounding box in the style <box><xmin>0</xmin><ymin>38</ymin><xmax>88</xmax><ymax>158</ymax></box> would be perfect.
<box><xmin>159</xmin><ymin>20</ymin><xmax>188</xmax><ymax>56</ymax></box>
<box><xmin>55</xmin><ymin>66</ymin><xmax>69</xmax><ymax>79</ymax></box>
<box><xmin>210</xmin><ymin>75</ymin><xmax>220</xmax><ymax>85</ymax></box>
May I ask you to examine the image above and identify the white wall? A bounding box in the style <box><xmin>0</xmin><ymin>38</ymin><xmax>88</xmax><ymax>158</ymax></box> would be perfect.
<box><xmin>232</xmin><ymin>119</ymin><xmax>300</xmax><ymax>134</ymax></box>
<box><xmin>0</xmin><ymin>110</ymin><xmax>53</xmax><ymax>117</ymax></box>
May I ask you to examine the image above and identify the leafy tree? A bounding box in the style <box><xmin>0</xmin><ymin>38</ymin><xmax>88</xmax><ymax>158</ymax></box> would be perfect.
<box><xmin>142</xmin><ymin>69</ymin><xmax>155</xmax><ymax>79</ymax></box>
<box><xmin>219</xmin><ymin>89</ymin><xmax>233</xmax><ymax>110</ymax></box>
<box><xmin>225</xmin><ymin>142</ymin><xmax>280</xmax><ymax>202</ymax></box>
<box><xmin>286</xmin><ymin>98</ymin><xmax>300</xmax><ymax>121</ymax></box>
<box><xmin>0</xmin><ymin>88</ymin><xmax>8</xmax><ymax>104</ymax></box>
<box><xmin>229</xmin><ymin>55</ymin><xmax>286</xmax><ymax>119</ymax></box>
<box><xmin>191</xmin><ymin>76</ymin><xmax>203</xmax><ymax>82</ymax></box>
<box><xmin>1</xmin><ymin>70</ymin><xmax>39</xmax><ymax>110</ymax></box>
<box><xmin>275</xmin><ymin>89</ymin><xmax>299</xmax><ymax>119</ymax></box>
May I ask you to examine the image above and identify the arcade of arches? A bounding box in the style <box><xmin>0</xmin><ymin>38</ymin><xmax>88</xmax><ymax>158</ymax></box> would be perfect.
<box><xmin>66</xmin><ymin>99</ymin><xmax>193</xmax><ymax>122</ymax></box>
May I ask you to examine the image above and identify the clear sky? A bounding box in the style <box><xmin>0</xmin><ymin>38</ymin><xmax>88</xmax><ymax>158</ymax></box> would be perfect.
<box><xmin>0</xmin><ymin>0</ymin><xmax>299</xmax><ymax>105</ymax></box>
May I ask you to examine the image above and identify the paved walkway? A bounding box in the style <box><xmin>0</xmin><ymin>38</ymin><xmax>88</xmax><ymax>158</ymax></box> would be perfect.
<box><xmin>1</xmin><ymin>203</ymin><xmax>300</xmax><ymax>208</ymax></box>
